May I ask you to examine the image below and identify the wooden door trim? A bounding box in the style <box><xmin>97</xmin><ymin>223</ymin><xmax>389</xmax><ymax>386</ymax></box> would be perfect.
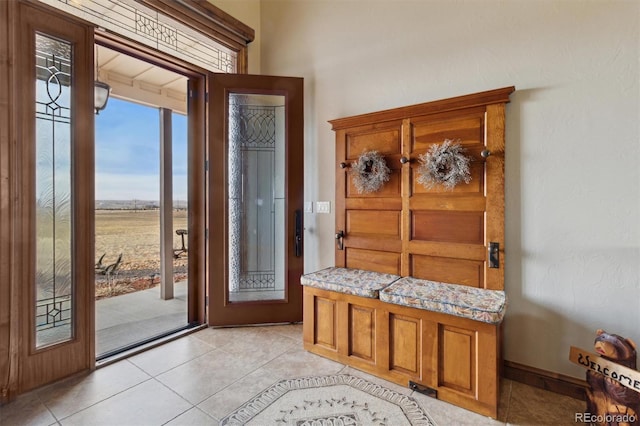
<box><xmin>0</xmin><ymin>0</ymin><xmax>18</xmax><ymax>403</ymax></box>
<box><xmin>335</xmin><ymin>128</ymin><xmax>347</xmax><ymax>267</ymax></box>
<box><xmin>94</xmin><ymin>33</ymin><xmax>209</xmax><ymax>326</ymax></box>
<box><xmin>95</xmin><ymin>31</ymin><xmax>211</xmax><ymax>78</ymax></box>
<box><xmin>484</xmin><ymin>104</ymin><xmax>506</xmax><ymax>290</ymax></box>
<box><xmin>187</xmin><ymin>76</ymin><xmax>207</xmax><ymax>324</ymax></box>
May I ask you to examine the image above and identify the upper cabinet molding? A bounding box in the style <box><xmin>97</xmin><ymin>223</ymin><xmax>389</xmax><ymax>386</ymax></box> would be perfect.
<box><xmin>329</xmin><ymin>86</ymin><xmax>515</xmax><ymax>131</ymax></box>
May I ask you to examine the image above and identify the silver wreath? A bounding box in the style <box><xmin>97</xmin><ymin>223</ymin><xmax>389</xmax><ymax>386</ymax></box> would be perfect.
<box><xmin>417</xmin><ymin>139</ymin><xmax>472</xmax><ymax>190</ymax></box>
<box><xmin>350</xmin><ymin>150</ymin><xmax>391</xmax><ymax>194</ymax></box>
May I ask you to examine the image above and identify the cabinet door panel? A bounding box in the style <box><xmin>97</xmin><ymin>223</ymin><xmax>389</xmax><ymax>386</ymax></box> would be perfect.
<box><xmin>411</xmin><ymin>254</ymin><xmax>484</xmax><ymax>288</ymax></box>
<box><xmin>389</xmin><ymin>314</ymin><xmax>421</xmax><ymax>377</ymax></box>
<box><xmin>412</xmin><ymin>211</ymin><xmax>484</xmax><ymax>245</ymax></box>
<box><xmin>347</xmin><ymin>210</ymin><xmax>401</xmax><ymax>238</ymax></box>
<box><xmin>346</xmin><ymin>126</ymin><xmax>401</xmax><ymax>159</ymax></box>
<box><xmin>349</xmin><ymin>304</ymin><xmax>375</xmax><ymax>362</ymax></box>
<box><xmin>345</xmin><ymin>248</ymin><xmax>400</xmax><ymax>275</ymax></box>
<box><xmin>412</xmin><ymin>112</ymin><xmax>484</xmax><ymax>151</ymax></box>
<box><xmin>315</xmin><ymin>297</ymin><xmax>337</xmax><ymax>349</ymax></box>
<box><xmin>439</xmin><ymin>325</ymin><xmax>475</xmax><ymax>395</ymax></box>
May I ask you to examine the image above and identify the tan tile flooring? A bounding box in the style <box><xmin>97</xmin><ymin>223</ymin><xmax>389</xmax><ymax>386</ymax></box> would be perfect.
<box><xmin>1</xmin><ymin>324</ymin><xmax>586</xmax><ymax>425</ymax></box>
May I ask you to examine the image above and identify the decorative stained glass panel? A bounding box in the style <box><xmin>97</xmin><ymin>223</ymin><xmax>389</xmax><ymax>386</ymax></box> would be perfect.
<box><xmin>34</xmin><ymin>33</ymin><xmax>74</xmax><ymax>347</ymax></box>
<box><xmin>38</xmin><ymin>0</ymin><xmax>237</xmax><ymax>73</ymax></box>
<box><xmin>228</xmin><ymin>94</ymin><xmax>286</xmax><ymax>302</ymax></box>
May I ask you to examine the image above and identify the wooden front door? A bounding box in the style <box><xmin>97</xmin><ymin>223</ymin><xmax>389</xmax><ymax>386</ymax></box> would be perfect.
<box><xmin>208</xmin><ymin>74</ymin><xmax>304</xmax><ymax>326</ymax></box>
<box><xmin>405</xmin><ymin>104</ymin><xmax>506</xmax><ymax>290</ymax></box>
<box><xmin>12</xmin><ymin>1</ymin><xmax>95</xmax><ymax>393</ymax></box>
<box><xmin>333</xmin><ymin>87</ymin><xmax>512</xmax><ymax>291</ymax></box>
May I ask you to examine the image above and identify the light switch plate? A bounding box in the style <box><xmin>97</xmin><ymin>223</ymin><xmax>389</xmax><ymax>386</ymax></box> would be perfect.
<box><xmin>316</xmin><ymin>201</ymin><xmax>331</xmax><ymax>214</ymax></box>
<box><xmin>303</xmin><ymin>201</ymin><xmax>313</xmax><ymax>213</ymax></box>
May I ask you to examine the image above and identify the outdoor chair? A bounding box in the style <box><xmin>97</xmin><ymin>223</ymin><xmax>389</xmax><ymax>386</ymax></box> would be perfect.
<box><xmin>173</xmin><ymin>229</ymin><xmax>188</xmax><ymax>259</ymax></box>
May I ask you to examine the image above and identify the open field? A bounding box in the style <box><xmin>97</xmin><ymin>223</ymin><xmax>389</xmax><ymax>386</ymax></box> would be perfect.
<box><xmin>95</xmin><ymin>209</ymin><xmax>187</xmax><ymax>298</ymax></box>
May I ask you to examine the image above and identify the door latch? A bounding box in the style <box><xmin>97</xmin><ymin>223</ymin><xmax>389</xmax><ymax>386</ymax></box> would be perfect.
<box><xmin>488</xmin><ymin>242</ymin><xmax>500</xmax><ymax>268</ymax></box>
<box><xmin>335</xmin><ymin>230</ymin><xmax>344</xmax><ymax>250</ymax></box>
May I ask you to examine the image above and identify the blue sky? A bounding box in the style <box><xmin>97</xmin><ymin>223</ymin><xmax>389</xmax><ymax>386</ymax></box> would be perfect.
<box><xmin>95</xmin><ymin>98</ymin><xmax>187</xmax><ymax>201</ymax></box>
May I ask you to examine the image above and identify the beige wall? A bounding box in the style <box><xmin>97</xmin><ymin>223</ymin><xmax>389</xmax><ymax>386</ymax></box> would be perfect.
<box><xmin>209</xmin><ymin>0</ymin><xmax>261</xmax><ymax>74</ymax></box>
<box><xmin>256</xmin><ymin>0</ymin><xmax>640</xmax><ymax>379</ymax></box>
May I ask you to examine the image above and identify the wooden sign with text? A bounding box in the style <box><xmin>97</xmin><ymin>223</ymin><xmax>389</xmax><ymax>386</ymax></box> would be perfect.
<box><xmin>570</xmin><ymin>346</ymin><xmax>640</xmax><ymax>393</ymax></box>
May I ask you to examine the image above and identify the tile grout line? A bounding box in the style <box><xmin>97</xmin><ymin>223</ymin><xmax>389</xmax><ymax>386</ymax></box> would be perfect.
<box><xmin>191</xmin><ymin>335</ymin><xmax>305</xmax><ymax>415</ymax></box>
<box><xmin>45</xmin><ymin>359</ymin><xmax>154</xmax><ymax>423</ymax></box>
<box><xmin>149</xmin><ymin>330</ymin><xmax>301</xmax><ymax>410</ymax></box>
<box><xmin>193</xmin><ymin>340</ymin><xmax>298</xmax><ymax>405</ymax></box>
<box><xmin>160</xmin><ymin>405</ymin><xmax>217</xmax><ymax>425</ymax></box>
<box><xmin>151</xmin><ymin>376</ymin><xmax>204</xmax><ymax>425</ymax></box>
<box><xmin>128</xmin><ymin>335</ymin><xmax>219</xmax><ymax>377</ymax></box>
<box><xmin>16</xmin><ymin>327</ymin><xmax>302</xmax><ymax>425</ymax></box>
<box><xmin>35</xmin><ymin>390</ymin><xmax>60</xmax><ymax>425</ymax></box>
<box><xmin>50</xmin><ymin>376</ymin><xmax>157</xmax><ymax>424</ymax></box>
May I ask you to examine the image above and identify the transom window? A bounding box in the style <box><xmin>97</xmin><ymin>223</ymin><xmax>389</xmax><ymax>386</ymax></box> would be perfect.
<box><xmin>38</xmin><ymin>0</ymin><xmax>238</xmax><ymax>73</ymax></box>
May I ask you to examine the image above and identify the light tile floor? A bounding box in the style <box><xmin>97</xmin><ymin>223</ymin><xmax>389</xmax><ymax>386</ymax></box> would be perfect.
<box><xmin>1</xmin><ymin>324</ymin><xmax>586</xmax><ymax>425</ymax></box>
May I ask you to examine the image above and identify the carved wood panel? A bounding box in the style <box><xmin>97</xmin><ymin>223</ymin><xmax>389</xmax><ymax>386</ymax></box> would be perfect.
<box><xmin>349</xmin><ymin>304</ymin><xmax>375</xmax><ymax>362</ymax></box>
<box><xmin>439</xmin><ymin>325</ymin><xmax>476</xmax><ymax>394</ymax></box>
<box><xmin>389</xmin><ymin>314</ymin><xmax>421</xmax><ymax>376</ymax></box>
<box><xmin>314</xmin><ymin>297</ymin><xmax>337</xmax><ymax>350</ymax></box>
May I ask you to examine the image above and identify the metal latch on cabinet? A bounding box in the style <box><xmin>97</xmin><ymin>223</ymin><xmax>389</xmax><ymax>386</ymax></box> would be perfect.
<box><xmin>335</xmin><ymin>230</ymin><xmax>344</xmax><ymax>250</ymax></box>
<box><xmin>488</xmin><ymin>242</ymin><xmax>500</xmax><ymax>268</ymax></box>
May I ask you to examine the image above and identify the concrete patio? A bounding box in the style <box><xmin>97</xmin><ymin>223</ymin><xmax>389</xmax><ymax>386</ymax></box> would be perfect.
<box><xmin>96</xmin><ymin>281</ymin><xmax>188</xmax><ymax>358</ymax></box>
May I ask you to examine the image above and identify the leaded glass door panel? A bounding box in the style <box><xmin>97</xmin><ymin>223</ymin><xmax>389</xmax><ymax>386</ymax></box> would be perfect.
<box><xmin>15</xmin><ymin>1</ymin><xmax>94</xmax><ymax>392</ymax></box>
<box><xmin>228</xmin><ymin>93</ymin><xmax>286</xmax><ymax>303</ymax></box>
<box><xmin>209</xmin><ymin>74</ymin><xmax>303</xmax><ymax>326</ymax></box>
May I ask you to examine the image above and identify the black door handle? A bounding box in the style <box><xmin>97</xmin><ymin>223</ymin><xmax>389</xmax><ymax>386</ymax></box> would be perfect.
<box><xmin>295</xmin><ymin>209</ymin><xmax>302</xmax><ymax>257</ymax></box>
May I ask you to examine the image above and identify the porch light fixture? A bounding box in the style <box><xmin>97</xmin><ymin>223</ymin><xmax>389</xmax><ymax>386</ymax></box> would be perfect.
<box><xmin>94</xmin><ymin>81</ymin><xmax>111</xmax><ymax>114</ymax></box>
<box><xmin>94</xmin><ymin>45</ymin><xmax>111</xmax><ymax>114</ymax></box>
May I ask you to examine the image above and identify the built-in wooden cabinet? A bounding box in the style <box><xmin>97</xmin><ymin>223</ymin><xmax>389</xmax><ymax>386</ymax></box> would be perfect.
<box><xmin>304</xmin><ymin>87</ymin><xmax>513</xmax><ymax>418</ymax></box>
<box><xmin>304</xmin><ymin>286</ymin><xmax>502</xmax><ymax>417</ymax></box>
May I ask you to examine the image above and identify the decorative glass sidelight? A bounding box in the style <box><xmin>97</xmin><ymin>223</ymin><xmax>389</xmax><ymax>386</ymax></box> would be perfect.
<box><xmin>34</xmin><ymin>33</ymin><xmax>74</xmax><ymax>347</ymax></box>
<box><xmin>228</xmin><ymin>94</ymin><xmax>286</xmax><ymax>302</ymax></box>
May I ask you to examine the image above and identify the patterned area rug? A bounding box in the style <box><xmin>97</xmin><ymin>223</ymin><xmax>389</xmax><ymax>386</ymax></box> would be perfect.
<box><xmin>220</xmin><ymin>374</ymin><xmax>435</xmax><ymax>425</ymax></box>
